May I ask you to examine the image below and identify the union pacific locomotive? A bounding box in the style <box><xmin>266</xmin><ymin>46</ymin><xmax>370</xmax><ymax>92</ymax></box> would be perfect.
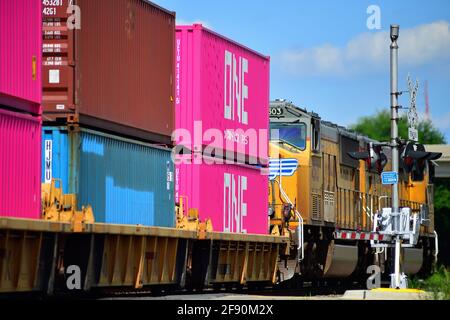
<box><xmin>268</xmin><ymin>99</ymin><xmax>437</xmax><ymax>284</ymax></box>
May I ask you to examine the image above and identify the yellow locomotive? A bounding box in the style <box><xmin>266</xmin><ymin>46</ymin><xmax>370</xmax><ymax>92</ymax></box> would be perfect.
<box><xmin>269</xmin><ymin>100</ymin><xmax>437</xmax><ymax>284</ymax></box>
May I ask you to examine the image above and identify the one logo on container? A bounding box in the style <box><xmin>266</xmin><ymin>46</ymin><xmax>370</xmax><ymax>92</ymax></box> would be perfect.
<box><xmin>224</xmin><ymin>50</ymin><xmax>251</xmax><ymax>149</ymax></box>
<box><xmin>224</xmin><ymin>50</ymin><xmax>248</xmax><ymax>125</ymax></box>
<box><xmin>224</xmin><ymin>173</ymin><xmax>247</xmax><ymax>233</ymax></box>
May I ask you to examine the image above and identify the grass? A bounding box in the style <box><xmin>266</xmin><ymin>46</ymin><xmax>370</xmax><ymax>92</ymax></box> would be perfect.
<box><xmin>410</xmin><ymin>266</ymin><xmax>450</xmax><ymax>300</ymax></box>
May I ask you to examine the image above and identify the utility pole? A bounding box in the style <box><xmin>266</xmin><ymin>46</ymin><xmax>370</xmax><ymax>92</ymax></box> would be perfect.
<box><xmin>390</xmin><ymin>24</ymin><xmax>402</xmax><ymax>289</ymax></box>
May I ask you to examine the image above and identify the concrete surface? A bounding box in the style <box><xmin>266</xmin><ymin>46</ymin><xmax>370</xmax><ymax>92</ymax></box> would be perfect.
<box><xmin>101</xmin><ymin>288</ymin><xmax>438</xmax><ymax>300</ymax></box>
<box><xmin>102</xmin><ymin>293</ymin><xmax>343</xmax><ymax>300</ymax></box>
<box><xmin>342</xmin><ymin>288</ymin><xmax>432</xmax><ymax>300</ymax></box>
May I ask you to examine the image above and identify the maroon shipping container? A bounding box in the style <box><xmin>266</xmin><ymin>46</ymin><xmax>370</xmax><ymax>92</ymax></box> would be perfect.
<box><xmin>0</xmin><ymin>108</ymin><xmax>41</xmax><ymax>219</ymax></box>
<box><xmin>42</xmin><ymin>0</ymin><xmax>175</xmax><ymax>144</ymax></box>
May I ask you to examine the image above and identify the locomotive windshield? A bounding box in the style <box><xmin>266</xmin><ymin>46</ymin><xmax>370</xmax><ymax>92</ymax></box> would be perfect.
<box><xmin>270</xmin><ymin>123</ymin><xmax>307</xmax><ymax>150</ymax></box>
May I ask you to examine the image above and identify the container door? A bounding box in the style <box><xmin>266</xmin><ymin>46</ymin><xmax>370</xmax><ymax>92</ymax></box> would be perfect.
<box><xmin>42</xmin><ymin>0</ymin><xmax>75</xmax><ymax>118</ymax></box>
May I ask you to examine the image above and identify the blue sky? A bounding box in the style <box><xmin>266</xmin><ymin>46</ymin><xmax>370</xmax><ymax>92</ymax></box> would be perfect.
<box><xmin>158</xmin><ymin>0</ymin><xmax>450</xmax><ymax>142</ymax></box>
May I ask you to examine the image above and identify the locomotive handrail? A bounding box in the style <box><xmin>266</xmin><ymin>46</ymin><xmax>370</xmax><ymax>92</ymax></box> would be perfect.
<box><xmin>274</xmin><ymin>177</ymin><xmax>304</xmax><ymax>262</ymax></box>
<box><xmin>359</xmin><ymin>193</ymin><xmax>373</xmax><ymax>220</ymax></box>
<box><xmin>377</xmin><ymin>195</ymin><xmax>390</xmax><ymax>212</ymax></box>
<box><xmin>335</xmin><ymin>187</ymin><xmax>421</xmax><ymax>231</ymax></box>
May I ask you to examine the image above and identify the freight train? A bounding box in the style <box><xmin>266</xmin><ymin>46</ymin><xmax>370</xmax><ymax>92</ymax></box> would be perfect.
<box><xmin>0</xmin><ymin>0</ymin><xmax>440</xmax><ymax>295</ymax></box>
<box><xmin>269</xmin><ymin>99</ymin><xmax>438</xmax><ymax>284</ymax></box>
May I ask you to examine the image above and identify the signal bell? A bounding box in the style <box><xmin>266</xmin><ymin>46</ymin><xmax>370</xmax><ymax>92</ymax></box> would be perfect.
<box><xmin>400</xmin><ymin>142</ymin><xmax>442</xmax><ymax>182</ymax></box>
<box><xmin>348</xmin><ymin>142</ymin><xmax>387</xmax><ymax>174</ymax></box>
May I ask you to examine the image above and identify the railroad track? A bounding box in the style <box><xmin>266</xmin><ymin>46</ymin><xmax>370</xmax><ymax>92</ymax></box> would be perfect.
<box><xmin>0</xmin><ymin>278</ymin><xmax>398</xmax><ymax>300</ymax></box>
<box><xmin>57</xmin><ymin>280</ymin><xmax>367</xmax><ymax>300</ymax></box>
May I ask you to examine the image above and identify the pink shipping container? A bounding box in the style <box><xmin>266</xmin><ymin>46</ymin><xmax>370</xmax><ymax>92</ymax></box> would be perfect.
<box><xmin>0</xmin><ymin>108</ymin><xmax>41</xmax><ymax>219</ymax></box>
<box><xmin>175</xmin><ymin>24</ymin><xmax>270</xmax><ymax>165</ymax></box>
<box><xmin>175</xmin><ymin>155</ymin><xmax>268</xmax><ymax>235</ymax></box>
<box><xmin>0</xmin><ymin>0</ymin><xmax>42</xmax><ymax>115</ymax></box>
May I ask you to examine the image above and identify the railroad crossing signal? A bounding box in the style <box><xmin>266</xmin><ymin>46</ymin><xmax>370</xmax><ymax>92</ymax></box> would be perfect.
<box><xmin>348</xmin><ymin>25</ymin><xmax>444</xmax><ymax>290</ymax></box>
<box><xmin>408</xmin><ymin>127</ymin><xmax>418</xmax><ymax>142</ymax></box>
<box><xmin>400</xmin><ymin>142</ymin><xmax>442</xmax><ymax>182</ymax></box>
<box><xmin>348</xmin><ymin>142</ymin><xmax>387</xmax><ymax>174</ymax></box>
<box><xmin>407</xmin><ymin>74</ymin><xmax>419</xmax><ymax>128</ymax></box>
<box><xmin>407</xmin><ymin>75</ymin><xmax>420</xmax><ymax>142</ymax></box>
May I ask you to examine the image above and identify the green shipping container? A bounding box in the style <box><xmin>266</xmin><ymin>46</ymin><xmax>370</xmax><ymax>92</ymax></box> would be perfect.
<box><xmin>42</xmin><ymin>126</ymin><xmax>175</xmax><ymax>227</ymax></box>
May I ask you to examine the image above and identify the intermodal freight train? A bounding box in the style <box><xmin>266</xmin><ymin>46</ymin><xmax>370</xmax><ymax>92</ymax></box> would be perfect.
<box><xmin>0</xmin><ymin>0</ymin><xmax>440</xmax><ymax>295</ymax></box>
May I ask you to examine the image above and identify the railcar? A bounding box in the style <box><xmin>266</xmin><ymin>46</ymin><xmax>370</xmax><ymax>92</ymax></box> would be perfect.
<box><xmin>269</xmin><ymin>99</ymin><xmax>437</xmax><ymax>284</ymax></box>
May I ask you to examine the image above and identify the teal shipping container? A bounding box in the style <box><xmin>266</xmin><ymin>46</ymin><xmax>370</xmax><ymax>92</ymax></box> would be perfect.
<box><xmin>42</xmin><ymin>126</ymin><xmax>175</xmax><ymax>227</ymax></box>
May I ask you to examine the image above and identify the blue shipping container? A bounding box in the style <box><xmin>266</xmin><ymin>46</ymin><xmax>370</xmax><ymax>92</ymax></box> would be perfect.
<box><xmin>42</xmin><ymin>127</ymin><xmax>175</xmax><ymax>227</ymax></box>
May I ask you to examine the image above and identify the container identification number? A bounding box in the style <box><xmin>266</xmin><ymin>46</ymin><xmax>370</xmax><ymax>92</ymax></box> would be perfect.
<box><xmin>43</xmin><ymin>7</ymin><xmax>57</xmax><ymax>15</ymax></box>
<box><xmin>43</xmin><ymin>0</ymin><xmax>63</xmax><ymax>16</ymax></box>
<box><xmin>43</xmin><ymin>0</ymin><xmax>63</xmax><ymax>6</ymax></box>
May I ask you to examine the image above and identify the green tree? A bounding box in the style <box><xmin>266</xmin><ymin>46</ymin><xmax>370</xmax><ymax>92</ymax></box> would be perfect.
<box><xmin>351</xmin><ymin>110</ymin><xmax>446</xmax><ymax>144</ymax></box>
<box><xmin>434</xmin><ymin>179</ymin><xmax>450</xmax><ymax>267</ymax></box>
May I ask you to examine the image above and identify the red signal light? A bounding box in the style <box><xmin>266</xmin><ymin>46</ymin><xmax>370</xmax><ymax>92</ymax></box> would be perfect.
<box><xmin>401</xmin><ymin>143</ymin><xmax>442</xmax><ymax>182</ymax></box>
<box><xmin>348</xmin><ymin>142</ymin><xmax>387</xmax><ymax>174</ymax></box>
<box><xmin>404</xmin><ymin>156</ymin><xmax>413</xmax><ymax>167</ymax></box>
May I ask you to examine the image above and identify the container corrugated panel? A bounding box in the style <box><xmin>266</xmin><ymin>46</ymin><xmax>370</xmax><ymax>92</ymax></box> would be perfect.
<box><xmin>0</xmin><ymin>108</ymin><xmax>41</xmax><ymax>219</ymax></box>
<box><xmin>42</xmin><ymin>0</ymin><xmax>175</xmax><ymax>144</ymax></box>
<box><xmin>42</xmin><ymin>127</ymin><xmax>175</xmax><ymax>227</ymax></box>
<box><xmin>0</xmin><ymin>0</ymin><xmax>42</xmax><ymax>114</ymax></box>
<box><xmin>175</xmin><ymin>155</ymin><xmax>268</xmax><ymax>235</ymax></box>
<box><xmin>175</xmin><ymin>24</ymin><xmax>270</xmax><ymax>165</ymax></box>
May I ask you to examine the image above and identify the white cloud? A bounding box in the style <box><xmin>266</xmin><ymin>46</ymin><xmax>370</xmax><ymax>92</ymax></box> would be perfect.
<box><xmin>176</xmin><ymin>19</ymin><xmax>212</xmax><ymax>29</ymax></box>
<box><xmin>280</xmin><ymin>21</ymin><xmax>450</xmax><ymax>77</ymax></box>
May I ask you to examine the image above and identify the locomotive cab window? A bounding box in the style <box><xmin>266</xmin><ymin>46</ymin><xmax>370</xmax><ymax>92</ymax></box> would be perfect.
<box><xmin>311</xmin><ymin>118</ymin><xmax>321</xmax><ymax>153</ymax></box>
<box><xmin>270</xmin><ymin>123</ymin><xmax>307</xmax><ymax>151</ymax></box>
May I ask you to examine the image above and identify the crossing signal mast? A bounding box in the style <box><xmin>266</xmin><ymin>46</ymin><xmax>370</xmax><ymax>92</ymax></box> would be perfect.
<box><xmin>384</xmin><ymin>25</ymin><xmax>441</xmax><ymax>288</ymax></box>
<box><xmin>349</xmin><ymin>25</ymin><xmax>442</xmax><ymax>289</ymax></box>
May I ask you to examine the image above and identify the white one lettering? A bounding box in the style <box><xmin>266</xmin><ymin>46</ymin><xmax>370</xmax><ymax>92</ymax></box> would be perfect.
<box><xmin>224</xmin><ymin>50</ymin><xmax>248</xmax><ymax>125</ymax></box>
<box><xmin>224</xmin><ymin>173</ymin><xmax>248</xmax><ymax>233</ymax></box>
